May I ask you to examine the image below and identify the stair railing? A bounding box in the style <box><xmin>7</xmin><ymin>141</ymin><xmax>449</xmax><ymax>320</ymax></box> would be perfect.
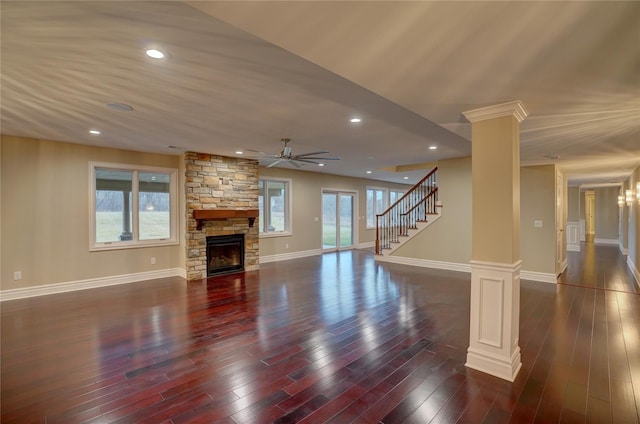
<box><xmin>375</xmin><ymin>167</ymin><xmax>439</xmax><ymax>254</ymax></box>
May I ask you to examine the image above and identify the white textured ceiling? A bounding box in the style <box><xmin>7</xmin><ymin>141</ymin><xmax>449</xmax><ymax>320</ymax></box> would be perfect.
<box><xmin>2</xmin><ymin>1</ymin><xmax>639</xmax><ymax>186</ymax></box>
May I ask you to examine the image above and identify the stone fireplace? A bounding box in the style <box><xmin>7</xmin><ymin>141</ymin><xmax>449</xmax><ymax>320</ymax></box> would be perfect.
<box><xmin>185</xmin><ymin>152</ymin><xmax>259</xmax><ymax>281</ymax></box>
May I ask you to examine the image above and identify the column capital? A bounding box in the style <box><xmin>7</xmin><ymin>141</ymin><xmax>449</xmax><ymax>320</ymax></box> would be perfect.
<box><xmin>463</xmin><ymin>100</ymin><xmax>528</xmax><ymax>123</ymax></box>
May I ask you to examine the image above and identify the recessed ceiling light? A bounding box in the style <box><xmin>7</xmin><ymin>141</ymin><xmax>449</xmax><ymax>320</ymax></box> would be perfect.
<box><xmin>318</xmin><ymin>163</ymin><xmax>325</xmax><ymax>167</ymax></box>
<box><xmin>106</xmin><ymin>103</ymin><xmax>134</xmax><ymax>112</ymax></box>
<box><xmin>235</xmin><ymin>151</ymin><xmax>243</xmax><ymax>155</ymax></box>
<box><xmin>429</xmin><ymin>145</ymin><xmax>437</xmax><ymax>150</ymax></box>
<box><xmin>403</xmin><ymin>176</ymin><xmax>409</xmax><ymax>180</ymax></box>
<box><xmin>89</xmin><ymin>129</ymin><xmax>101</xmax><ymax>135</ymax></box>
<box><xmin>366</xmin><ymin>170</ymin><xmax>372</xmax><ymax>174</ymax></box>
<box><xmin>146</xmin><ymin>49</ymin><xmax>165</xmax><ymax>59</ymax></box>
<box><xmin>350</xmin><ymin>117</ymin><xmax>362</xmax><ymax>123</ymax></box>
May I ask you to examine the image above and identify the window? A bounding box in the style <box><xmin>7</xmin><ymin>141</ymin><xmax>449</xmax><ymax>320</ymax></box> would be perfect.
<box><xmin>390</xmin><ymin>190</ymin><xmax>405</xmax><ymax>205</ymax></box>
<box><xmin>90</xmin><ymin>163</ymin><xmax>178</xmax><ymax>250</ymax></box>
<box><xmin>366</xmin><ymin>187</ymin><xmax>388</xmax><ymax>228</ymax></box>
<box><xmin>259</xmin><ymin>178</ymin><xmax>291</xmax><ymax>236</ymax></box>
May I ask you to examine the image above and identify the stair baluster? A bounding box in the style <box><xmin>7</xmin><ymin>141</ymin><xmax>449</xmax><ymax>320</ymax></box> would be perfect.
<box><xmin>375</xmin><ymin>167</ymin><xmax>439</xmax><ymax>255</ymax></box>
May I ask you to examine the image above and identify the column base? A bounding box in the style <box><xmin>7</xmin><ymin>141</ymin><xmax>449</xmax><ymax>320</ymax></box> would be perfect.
<box><xmin>466</xmin><ymin>260</ymin><xmax>522</xmax><ymax>382</ymax></box>
<box><xmin>466</xmin><ymin>345</ymin><xmax>521</xmax><ymax>382</ymax></box>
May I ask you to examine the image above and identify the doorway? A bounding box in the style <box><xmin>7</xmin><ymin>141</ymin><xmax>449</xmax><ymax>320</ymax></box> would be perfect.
<box><xmin>322</xmin><ymin>190</ymin><xmax>355</xmax><ymax>251</ymax></box>
<box><xmin>585</xmin><ymin>190</ymin><xmax>595</xmax><ymax>243</ymax></box>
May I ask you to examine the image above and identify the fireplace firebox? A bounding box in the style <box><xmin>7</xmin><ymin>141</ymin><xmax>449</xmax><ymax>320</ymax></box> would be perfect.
<box><xmin>206</xmin><ymin>234</ymin><xmax>245</xmax><ymax>277</ymax></box>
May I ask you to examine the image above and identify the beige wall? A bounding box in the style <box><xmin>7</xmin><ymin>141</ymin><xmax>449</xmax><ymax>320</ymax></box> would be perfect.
<box><xmin>567</xmin><ymin>186</ymin><xmax>580</xmax><ymax>222</ymax></box>
<box><xmin>520</xmin><ymin>165</ymin><xmax>556</xmax><ymax>274</ymax></box>
<box><xmin>392</xmin><ymin>157</ymin><xmax>472</xmax><ymax>264</ymax></box>
<box><xmin>594</xmin><ymin>186</ymin><xmax>620</xmax><ymax>240</ymax></box>
<box><xmin>1</xmin><ymin>135</ymin><xmax>184</xmax><ymax>290</ymax></box>
<box><xmin>258</xmin><ymin>166</ymin><xmax>411</xmax><ymax>256</ymax></box>
<box><xmin>392</xmin><ymin>159</ymin><xmax>557</xmax><ymax>275</ymax></box>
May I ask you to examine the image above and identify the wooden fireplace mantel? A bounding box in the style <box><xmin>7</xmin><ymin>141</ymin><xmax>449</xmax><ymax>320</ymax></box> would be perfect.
<box><xmin>193</xmin><ymin>209</ymin><xmax>259</xmax><ymax>230</ymax></box>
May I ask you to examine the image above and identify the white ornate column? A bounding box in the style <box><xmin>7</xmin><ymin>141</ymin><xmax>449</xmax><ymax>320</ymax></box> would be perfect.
<box><xmin>462</xmin><ymin>101</ymin><xmax>528</xmax><ymax>382</ymax></box>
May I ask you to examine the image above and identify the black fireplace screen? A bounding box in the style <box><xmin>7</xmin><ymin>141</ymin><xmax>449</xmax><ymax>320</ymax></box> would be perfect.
<box><xmin>206</xmin><ymin>234</ymin><xmax>244</xmax><ymax>276</ymax></box>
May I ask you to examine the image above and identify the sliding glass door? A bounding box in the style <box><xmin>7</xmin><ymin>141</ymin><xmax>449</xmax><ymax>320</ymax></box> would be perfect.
<box><xmin>322</xmin><ymin>191</ymin><xmax>355</xmax><ymax>251</ymax></box>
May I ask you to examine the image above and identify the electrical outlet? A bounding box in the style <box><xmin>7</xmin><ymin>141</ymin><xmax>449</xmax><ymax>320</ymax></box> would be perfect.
<box><xmin>150</xmin><ymin>257</ymin><xmax>156</xmax><ymax>265</ymax></box>
<box><xmin>534</xmin><ymin>220</ymin><xmax>543</xmax><ymax>228</ymax></box>
<box><xmin>13</xmin><ymin>271</ymin><xmax>22</xmax><ymax>280</ymax></box>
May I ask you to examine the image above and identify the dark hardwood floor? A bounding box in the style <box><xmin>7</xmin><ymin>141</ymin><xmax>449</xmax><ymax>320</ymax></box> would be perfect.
<box><xmin>2</xmin><ymin>244</ymin><xmax>639</xmax><ymax>423</ymax></box>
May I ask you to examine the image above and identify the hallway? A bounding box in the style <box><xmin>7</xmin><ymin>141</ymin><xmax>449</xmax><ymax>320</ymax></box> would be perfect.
<box><xmin>559</xmin><ymin>242</ymin><xmax>639</xmax><ymax>294</ymax></box>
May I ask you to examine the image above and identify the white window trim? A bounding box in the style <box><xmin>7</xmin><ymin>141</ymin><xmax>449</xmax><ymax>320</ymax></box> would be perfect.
<box><xmin>259</xmin><ymin>177</ymin><xmax>293</xmax><ymax>238</ymax></box>
<box><xmin>89</xmin><ymin>162</ymin><xmax>179</xmax><ymax>251</ymax></box>
<box><xmin>366</xmin><ymin>186</ymin><xmax>389</xmax><ymax>229</ymax></box>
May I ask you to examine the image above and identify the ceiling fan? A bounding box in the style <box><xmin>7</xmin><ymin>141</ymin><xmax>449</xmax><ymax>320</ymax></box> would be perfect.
<box><xmin>248</xmin><ymin>138</ymin><xmax>340</xmax><ymax>168</ymax></box>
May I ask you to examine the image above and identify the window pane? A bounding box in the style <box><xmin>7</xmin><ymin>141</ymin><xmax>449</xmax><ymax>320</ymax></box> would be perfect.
<box><xmin>366</xmin><ymin>189</ymin><xmax>374</xmax><ymax>227</ymax></box>
<box><xmin>322</xmin><ymin>193</ymin><xmax>337</xmax><ymax>248</ymax></box>
<box><xmin>95</xmin><ymin>169</ymin><xmax>132</xmax><ymax>242</ymax></box>
<box><xmin>376</xmin><ymin>190</ymin><xmax>386</xmax><ymax>214</ymax></box>
<box><xmin>267</xmin><ymin>180</ymin><xmax>286</xmax><ymax>232</ymax></box>
<box><xmin>139</xmin><ymin>172</ymin><xmax>171</xmax><ymax>240</ymax></box>
<box><xmin>258</xmin><ymin>180</ymin><xmax>265</xmax><ymax>233</ymax></box>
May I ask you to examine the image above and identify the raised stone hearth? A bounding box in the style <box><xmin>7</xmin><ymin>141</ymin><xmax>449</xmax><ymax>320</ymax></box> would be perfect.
<box><xmin>185</xmin><ymin>152</ymin><xmax>259</xmax><ymax>281</ymax></box>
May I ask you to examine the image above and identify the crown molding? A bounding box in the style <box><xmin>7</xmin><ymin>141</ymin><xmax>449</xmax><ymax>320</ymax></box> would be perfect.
<box><xmin>462</xmin><ymin>100</ymin><xmax>528</xmax><ymax>123</ymax></box>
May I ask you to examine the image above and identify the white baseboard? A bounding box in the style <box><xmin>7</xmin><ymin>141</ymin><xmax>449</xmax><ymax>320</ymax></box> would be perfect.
<box><xmin>0</xmin><ymin>268</ymin><xmax>186</xmax><ymax>302</ymax></box>
<box><xmin>594</xmin><ymin>238</ymin><xmax>618</xmax><ymax>245</ymax></box>
<box><xmin>376</xmin><ymin>255</ymin><xmax>557</xmax><ymax>284</ymax></box>
<box><xmin>260</xmin><ymin>248</ymin><xmax>323</xmax><ymax>264</ymax></box>
<box><xmin>357</xmin><ymin>241</ymin><xmax>375</xmax><ymax>249</ymax></box>
<box><xmin>375</xmin><ymin>255</ymin><xmax>471</xmax><ymax>273</ymax></box>
<box><xmin>567</xmin><ymin>244</ymin><xmax>581</xmax><ymax>252</ymax></box>
<box><xmin>619</xmin><ymin>243</ymin><xmax>628</xmax><ymax>256</ymax></box>
<box><xmin>628</xmin><ymin>257</ymin><xmax>640</xmax><ymax>290</ymax></box>
<box><xmin>520</xmin><ymin>270</ymin><xmax>558</xmax><ymax>284</ymax></box>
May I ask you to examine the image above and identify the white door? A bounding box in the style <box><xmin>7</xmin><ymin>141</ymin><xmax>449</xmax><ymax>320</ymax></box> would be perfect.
<box><xmin>585</xmin><ymin>191</ymin><xmax>595</xmax><ymax>237</ymax></box>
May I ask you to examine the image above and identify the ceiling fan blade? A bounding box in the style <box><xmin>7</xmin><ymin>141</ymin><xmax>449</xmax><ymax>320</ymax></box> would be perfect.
<box><xmin>289</xmin><ymin>161</ymin><xmax>302</xmax><ymax>168</ymax></box>
<box><xmin>266</xmin><ymin>159</ymin><xmax>283</xmax><ymax>168</ymax></box>
<box><xmin>295</xmin><ymin>156</ymin><xmax>340</xmax><ymax>161</ymax></box>
<box><xmin>295</xmin><ymin>159</ymin><xmax>322</xmax><ymax>165</ymax></box>
<box><xmin>246</xmin><ymin>149</ymin><xmax>276</xmax><ymax>156</ymax></box>
<box><xmin>294</xmin><ymin>151</ymin><xmax>330</xmax><ymax>157</ymax></box>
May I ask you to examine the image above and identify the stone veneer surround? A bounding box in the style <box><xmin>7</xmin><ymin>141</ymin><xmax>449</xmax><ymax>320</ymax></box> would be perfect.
<box><xmin>185</xmin><ymin>152</ymin><xmax>259</xmax><ymax>281</ymax></box>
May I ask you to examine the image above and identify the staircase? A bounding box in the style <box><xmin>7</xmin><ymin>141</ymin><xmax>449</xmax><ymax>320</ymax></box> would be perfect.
<box><xmin>375</xmin><ymin>167</ymin><xmax>442</xmax><ymax>256</ymax></box>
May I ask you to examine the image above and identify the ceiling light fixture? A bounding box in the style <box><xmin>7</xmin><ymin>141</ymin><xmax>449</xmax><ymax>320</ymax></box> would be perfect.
<box><xmin>145</xmin><ymin>49</ymin><xmax>165</xmax><ymax>59</ymax></box>
<box><xmin>318</xmin><ymin>163</ymin><xmax>325</xmax><ymax>167</ymax></box>
<box><xmin>89</xmin><ymin>129</ymin><xmax>101</xmax><ymax>135</ymax></box>
<box><xmin>429</xmin><ymin>145</ymin><xmax>437</xmax><ymax>150</ymax></box>
<box><xmin>350</xmin><ymin>117</ymin><xmax>362</xmax><ymax>123</ymax></box>
<box><xmin>366</xmin><ymin>170</ymin><xmax>372</xmax><ymax>174</ymax></box>
<box><xmin>403</xmin><ymin>176</ymin><xmax>409</xmax><ymax>180</ymax></box>
<box><xmin>235</xmin><ymin>151</ymin><xmax>243</xmax><ymax>155</ymax></box>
